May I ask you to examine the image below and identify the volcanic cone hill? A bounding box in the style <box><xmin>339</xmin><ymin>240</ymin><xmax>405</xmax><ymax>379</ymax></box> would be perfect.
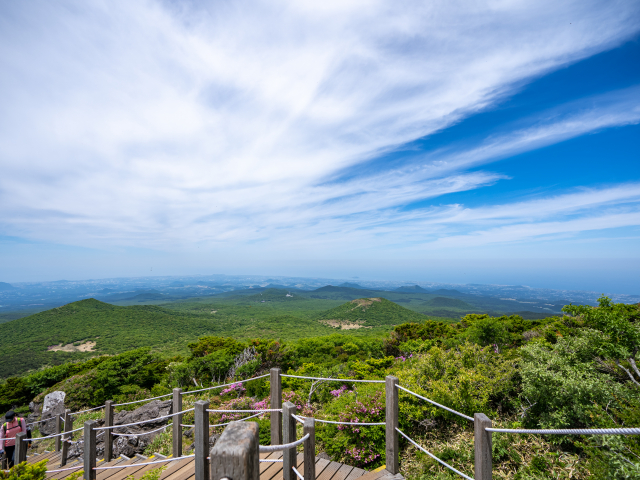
<box><xmin>316</xmin><ymin>297</ymin><xmax>427</xmax><ymax>329</ymax></box>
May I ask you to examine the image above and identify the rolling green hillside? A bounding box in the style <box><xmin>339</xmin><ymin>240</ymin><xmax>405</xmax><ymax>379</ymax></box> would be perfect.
<box><xmin>423</xmin><ymin>296</ymin><xmax>474</xmax><ymax>309</ymax></box>
<box><xmin>316</xmin><ymin>297</ymin><xmax>427</xmax><ymax>327</ymax></box>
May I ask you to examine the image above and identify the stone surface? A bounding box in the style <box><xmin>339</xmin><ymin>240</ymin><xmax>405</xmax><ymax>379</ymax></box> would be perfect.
<box><xmin>66</xmin><ymin>400</ymin><xmax>173</xmax><ymax>462</ymax></box>
<box><xmin>39</xmin><ymin>391</ymin><xmax>66</xmax><ymax>436</ymax></box>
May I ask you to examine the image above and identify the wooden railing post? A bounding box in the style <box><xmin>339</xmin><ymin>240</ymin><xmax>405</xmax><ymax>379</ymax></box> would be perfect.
<box><xmin>83</xmin><ymin>420</ymin><xmax>97</xmax><ymax>480</ymax></box>
<box><xmin>282</xmin><ymin>401</ymin><xmax>297</xmax><ymax>480</ymax></box>
<box><xmin>15</xmin><ymin>432</ymin><xmax>27</xmax><ymax>465</ymax></box>
<box><xmin>210</xmin><ymin>422</ymin><xmax>259</xmax><ymax>480</ymax></box>
<box><xmin>303</xmin><ymin>417</ymin><xmax>315</xmax><ymax>480</ymax></box>
<box><xmin>195</xmin><ymin>400</ymin><xmax>210</xmax><ymax>480</ymax></box>
<box><xmin>385</xmin><ymin>375</ymin><xmax>399</xmax><ymax>474</ymax></box>
<box><xmin>60</xmin><ymin>410</ymin><xmax>72</xmax><ymax>467</ymax></box>
<box><xmin>104</xmin><ymin>401</ymin><xmax>113</xmax><ymax>462</ymax></box>
<box><xmin>474</xmin><ymin>413</ymin><xmax>492</xmax><ymax>480</ymax></box>
<box><xmin>270</xmin><ymin>368</ymin><xmax>282</xmax><ymax>445</ymax></box>
<box><xmin>173</xmin><ymin>388</ymin><xmax>183</xmax><ymax>457</ymax></box>
<box><xmin>55</xmin><ymin>415</ymin><xmax>62</xmax><ymax>451</ymax></box>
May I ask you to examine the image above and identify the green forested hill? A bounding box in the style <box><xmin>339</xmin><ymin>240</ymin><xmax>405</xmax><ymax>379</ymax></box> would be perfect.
<box><xmin>0</xmin><ymin>299</ymin><xmax>223</xmax><ymax>378</ymax></box>
<box><xmin>423</xmin><ymin>296</ymin><xmax>474</xmax><ymax>309</ymax></box>
<box><xmin>316</xmin><ymin>297</ymin><xmax>427</xmax><ymax>326</ymax></box>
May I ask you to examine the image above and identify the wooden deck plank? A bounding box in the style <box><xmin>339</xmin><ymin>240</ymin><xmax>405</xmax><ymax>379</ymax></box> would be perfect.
<box><xmin>316</xmin><ymin>461</ymin><xmax>344</xmax><ymax>480</ymax></box>
<box><xmin>313</xmin><ymin>458</ymin><xmax>332</xmax><ymax>479</ymax></box>
<box><xmin>97</xmin><ymin>457</ymin><xmax>149</xmax><ymax>480</ymax></box>
<box><xmin>344</xmin><ymin>466</ymin><xmax>366</xmax><ymax>480</ymax></box>
<box><xmin>331</xmin><ymin>463</ymin><xmax>355</xmax><ymax>480</ymax></box>
<box><xmin>163</xmin><ymin>458</ymin><xmax>198</xmax><ymax>480</ymax></box>
<box><xmin>96</xmin><ymin>456</ymin><xmax>144</xmax><ymax>480</ymax></box>
<box><xmin>29</xmin><ymin>451</ymin><xmax>58</xmax><ymax>464</ymax></box>
<box><xmin>354</xmin><ymin>468</ymin><xmax>392</xmax><ymax>480</ymax></box>
<box><xmin>156</xmin><ymin>457</ymin><xmax>194</xmax><ymax>480</ymax></box>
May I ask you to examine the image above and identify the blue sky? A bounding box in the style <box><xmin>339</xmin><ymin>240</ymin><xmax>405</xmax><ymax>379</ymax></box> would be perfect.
<box><xmin>1</xmin><ymin>1</ymin><xmax>639</xmax><ymax>293</ymax></box>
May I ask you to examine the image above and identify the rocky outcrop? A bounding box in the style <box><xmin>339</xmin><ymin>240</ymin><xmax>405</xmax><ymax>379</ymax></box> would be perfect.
<box><xmin>38</xmin><ymin>391</ymin><xmax>66</xmax><ymax>436</ymax></box>
<box><xmin>66</xmin><ymin>400</ymin><xmax>172</xmax><ymax>461</ymax></box>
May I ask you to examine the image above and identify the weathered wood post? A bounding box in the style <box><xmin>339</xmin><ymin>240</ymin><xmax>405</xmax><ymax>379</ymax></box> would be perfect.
<box><xmin>385</xmin><ymin>375</ymin><xmax>399</xmax><ymax>474</ymax></box>
<box><xmin>104</xmin><ymin>401</ymin><xmax>113</xmax><ymax>462</ymax></box>
<box><xmin>195</xmin><ymin>400</ymin><xmax>210</xmax><ymax>480</ymax></box>
<box><xmin>270</xmin><ymin>368</ymin><xmax>282</xmax><ymax>445</ymax></box>
<box><xmin>173</xmin><ymin>388</ymin><xmax>183</xmax><ymax>457</ymax></box>
<box><xmin>60</xmin><ymin>410</ymin><xmax>73</xmax><ymax>467</ymax></box>
<box><xmin>210</xmin><ymin>422</ymin><xmax>259</xmax><ymax>480</ymax></box>
<box><xmin>55</xmin><ymin>415</ymin><xmax>62</xmax><ymax>451</ymax></box>
<box><xmin>303</xmin><ymin>417</ymin><xmax>316</xmax><ymax>480</ymax></box>
<box><xmin>282</xmin><ymin>401</ymin><xmax>297</xmax><ymax>480</ymax></box>
<box><xmin>474</xmin><ymin>413</ymin><xmax>492</xmax><ymax>480</ymax></box>
<box><xmin>83</xmin><ymin>420</ymin><xmax>97</xmax><ymax>480</ymax></box>
<box><xmin>15</xmin><ymin>432</ymin><xmax>27</xmax><ymax>465</ymax></box>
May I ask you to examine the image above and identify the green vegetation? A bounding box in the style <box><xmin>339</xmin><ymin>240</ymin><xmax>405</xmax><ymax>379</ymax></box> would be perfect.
<box><xmin>1</xmin><ymin>294</ymin><xmax>638</xmax><ymax>478</ymax></box>
<box><xmin>316</xmin><ymin>297</ymin><xmax>427</xmax><ymax>326</ymax></box>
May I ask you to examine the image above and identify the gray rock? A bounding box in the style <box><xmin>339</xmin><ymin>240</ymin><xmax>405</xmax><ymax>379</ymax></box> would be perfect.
<box><xmin>66</xmin><ymin>400</ymin><xmax>173</xmax><ymax>462</ymax></box>
<box><xmin>39</xmin><ymin>391</ymin><xmax>66</xmax><ymax>436</ymax></box>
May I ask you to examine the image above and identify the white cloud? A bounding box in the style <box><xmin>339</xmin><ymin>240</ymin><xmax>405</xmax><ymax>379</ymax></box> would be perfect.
<box><xmin>0</xmin><ymin>0</ymin><xmax>639</xmax><ymax>254</ymax></box>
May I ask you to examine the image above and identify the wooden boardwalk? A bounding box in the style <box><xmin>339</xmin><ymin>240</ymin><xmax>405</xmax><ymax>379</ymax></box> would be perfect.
<box><xmin>27</xmin><ymin>451</ymin><xmax>403</xmax><ymax>480</ymax></box>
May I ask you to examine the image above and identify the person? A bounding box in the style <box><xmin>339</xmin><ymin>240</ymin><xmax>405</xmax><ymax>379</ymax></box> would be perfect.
<box><xmin>0</xmin><ymin>411</ymin><xmax>27</xmax><ymax>468</ymax></box>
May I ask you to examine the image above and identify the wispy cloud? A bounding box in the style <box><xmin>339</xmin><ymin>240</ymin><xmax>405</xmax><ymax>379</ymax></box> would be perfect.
<box><xmin>0</xmin><ymin>0</ymin><xmax>639</xmax><ymax>257</ymax></box>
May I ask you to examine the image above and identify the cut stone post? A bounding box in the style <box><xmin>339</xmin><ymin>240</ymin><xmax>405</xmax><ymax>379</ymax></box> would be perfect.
<box><xmin>173</xmin><ymin>388</ymin><xmax>183</xmax><ymax>457</ymax></box>
<box><xmin>195</xmin><ymin>400</ymin><xmax>210</xmax><ymax>480</ymax></box>
<box><xmin>210</xmin><ymin>422</ymin><xmax>259</xmax><ymax>480</ymax></box>
<box><xmin>474</xmin><ymin>413</ymin><xmax>492</xmax><ymax>480</ymax></box>
<box><xmin>83</xmin><ymin>420</ymin><xmax>97</xmax><ymax>480</ymax></box>
<box><xmin>270</xmin><ymin>368</ymin><xmax>282</xmax><ymax>445</ymax></box>
<box><xmin>304</xmin><ymin>417</ymin><xmax>316</xmax><ymax>480</ymax></box>
<box><xmin>385</xmin><ymin>375</ymin><xmax>399</xmax><ymax>474</ymax></box>
<box><xmin>282</xmin><ymin>401</ymin><xmax>297</xmax><ymax>480</ymax></box>
<box><xmin>104</xmin><ymin>401</ymin><xmax>113</xmax><ymax>462</ymax></box>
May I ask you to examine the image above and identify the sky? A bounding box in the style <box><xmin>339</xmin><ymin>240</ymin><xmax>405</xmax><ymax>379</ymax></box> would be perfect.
<box><xmin>1</xmin><ymin>1</ymin><xmax>639</xmax><ymax>293</ymax></box>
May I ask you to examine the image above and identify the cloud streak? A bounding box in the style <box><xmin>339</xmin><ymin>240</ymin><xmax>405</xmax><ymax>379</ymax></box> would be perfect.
<box><xmin>0</xmin><ymin>0</ymin><xmax>639</xmax><ymax>258</ymax></box>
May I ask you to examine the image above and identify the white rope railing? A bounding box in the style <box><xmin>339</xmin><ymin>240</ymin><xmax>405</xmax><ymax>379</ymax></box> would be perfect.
<box><xmin>93</xmin><ymin>454</ymin><xmax>195</xmax><ymax>470</ymax></box>
<box><xmin>70</xmin><ymin>405</ymin><xmax>105</xmax><ymax>415</ymax></box>
<box><xmin>396</xmin><ymin>428</ymin><xmax>472</xmax><ymax>480</ymax></box>
<box><xmin>282</xmin><ymin>375</ymin><xmax>385</xmax><ymax>383</ymax></box>
<box><xmin>294</xmin><ymin>415</ymin><xmax>384</xmax><ymax>426</ymax></box>
<box><xmin>181</xmin><ymin>411</ymin><xmax>266</xmax><ymax>428</ymax></box>
<box><xmin>112</xmin><ymin>392</ymin><xmax>173</xmax><ymax>407</ymax></box>
<box><xmin>486</xmin><ymin>427</ymin><xmax>640</xmax><ymax>435</ymax></box>
<box><xmin>259</xmin><ymin>434</ymin><xmax>309</xmax><ymax>452</ymax></box>
<box><xmin>292</xmin><ymin>465</ymin><xmax>304</xmax><ymax>480</ymax></box>
<box><xmin>185</xmin><ymin>374</ymin><xmax>271</xmax><ymax>395</ymax></box>
<box><xmin>260</xmin><ymin>459</ymin><xmax>283</xmax><ymax>463</ymax></box>
<box><xmin>25</xmin><ymin>425</ymin><xmax>84</xmax><ymax>441</ymax></box>
<box><xmin>45</xmin><ymin>465</ymin><xmax>85</xmax><ymax>473</ymax></box>
<box><xmin>112</xmin><ymin>424</ymin><xmax>172</xmax><ymax>437</ymax></box>
<box><xmin>96</xmin><ymin>408</ymin><xmax>194</xmax><ymax>430</ymax></box>
<box><xmin>397</xmin><ymin>385</ymin><xmax>473</xmax><ymax>422</ymax></box>
<box><xmin>207</xmin><ymin>408</ymin><xmax>281</xmax><ymax>413</ymax></box>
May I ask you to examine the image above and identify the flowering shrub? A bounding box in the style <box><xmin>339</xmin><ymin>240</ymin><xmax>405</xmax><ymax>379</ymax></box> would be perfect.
<box><xmin>220</xmin><ymin>382</ymin><xmax>246</xmax><ymax>397</ymax></box>
<box><xmin>283</xmin><ymin>390</ymin><xmax>316</xmax><ymax>416</ymax></box>
<box><xmin>318</xmin><ymin>388</ymin><xmax>385</xmax><ymax>468</ymax></box>
<box><xmin>330</xmin><ymin>385</ymin><xmax>349</xmax><ymax>398</ymax></box>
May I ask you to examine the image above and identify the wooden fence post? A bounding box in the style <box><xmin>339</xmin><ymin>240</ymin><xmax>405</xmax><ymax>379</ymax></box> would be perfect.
<box><xmin>304</xmin><ymin>417</ymin><xmax>315</xmax><ymax>480</ymax></box>
<box><xmin>474</xmin><ymin>413</ymin><xmax>492</xmax><ymax>480</ymax></box>
<box><xmin>83</xmin><ymin>420</ymin><xmax>97</xmax><ymax>480</ymax></box>
<box><xmin>270</xmin><ymin>368</ymin><xmax>282</xmax><ymax>445</ymax></box>
<box><xmin>55</xmin><ymin>415</ymin><xmax>62</xmax><ymax>452</ymax></box>
<box><xmin>15</xmin><ymin>432</ymin><xmax>27</xmax><ymax>465</ymax></box>
<box><xmin>385</xmin><ymin>375</ymin><xmax>399</xmax><ymax>474</ymax></box>
<box><xmin>210</xmin><ymin>422</ymin><xmax>259</xmax><ymax>480</ymax></box>
<box><xmin>282</xmin><ymin>401</ymin><xmax>297</xmax><ymax>480</ymax></box>
<box><xmin>173</xmin><ymin>388</ymin><xmax>183</xmax><ymax>457</ymax></box>
<box><xmin>104</xmin><ymin>401</ymin><xmax>113</xmax><ymax>462</ymax></box>
<box><xmin>195</xmin><ymin>400</ymin><xmax>210</xmax><ymax>480</ymax></box>
<box><xmin>60</xmin><ymin>410</ymin><xmax>72</xmax><ymax>467</ymax></box>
